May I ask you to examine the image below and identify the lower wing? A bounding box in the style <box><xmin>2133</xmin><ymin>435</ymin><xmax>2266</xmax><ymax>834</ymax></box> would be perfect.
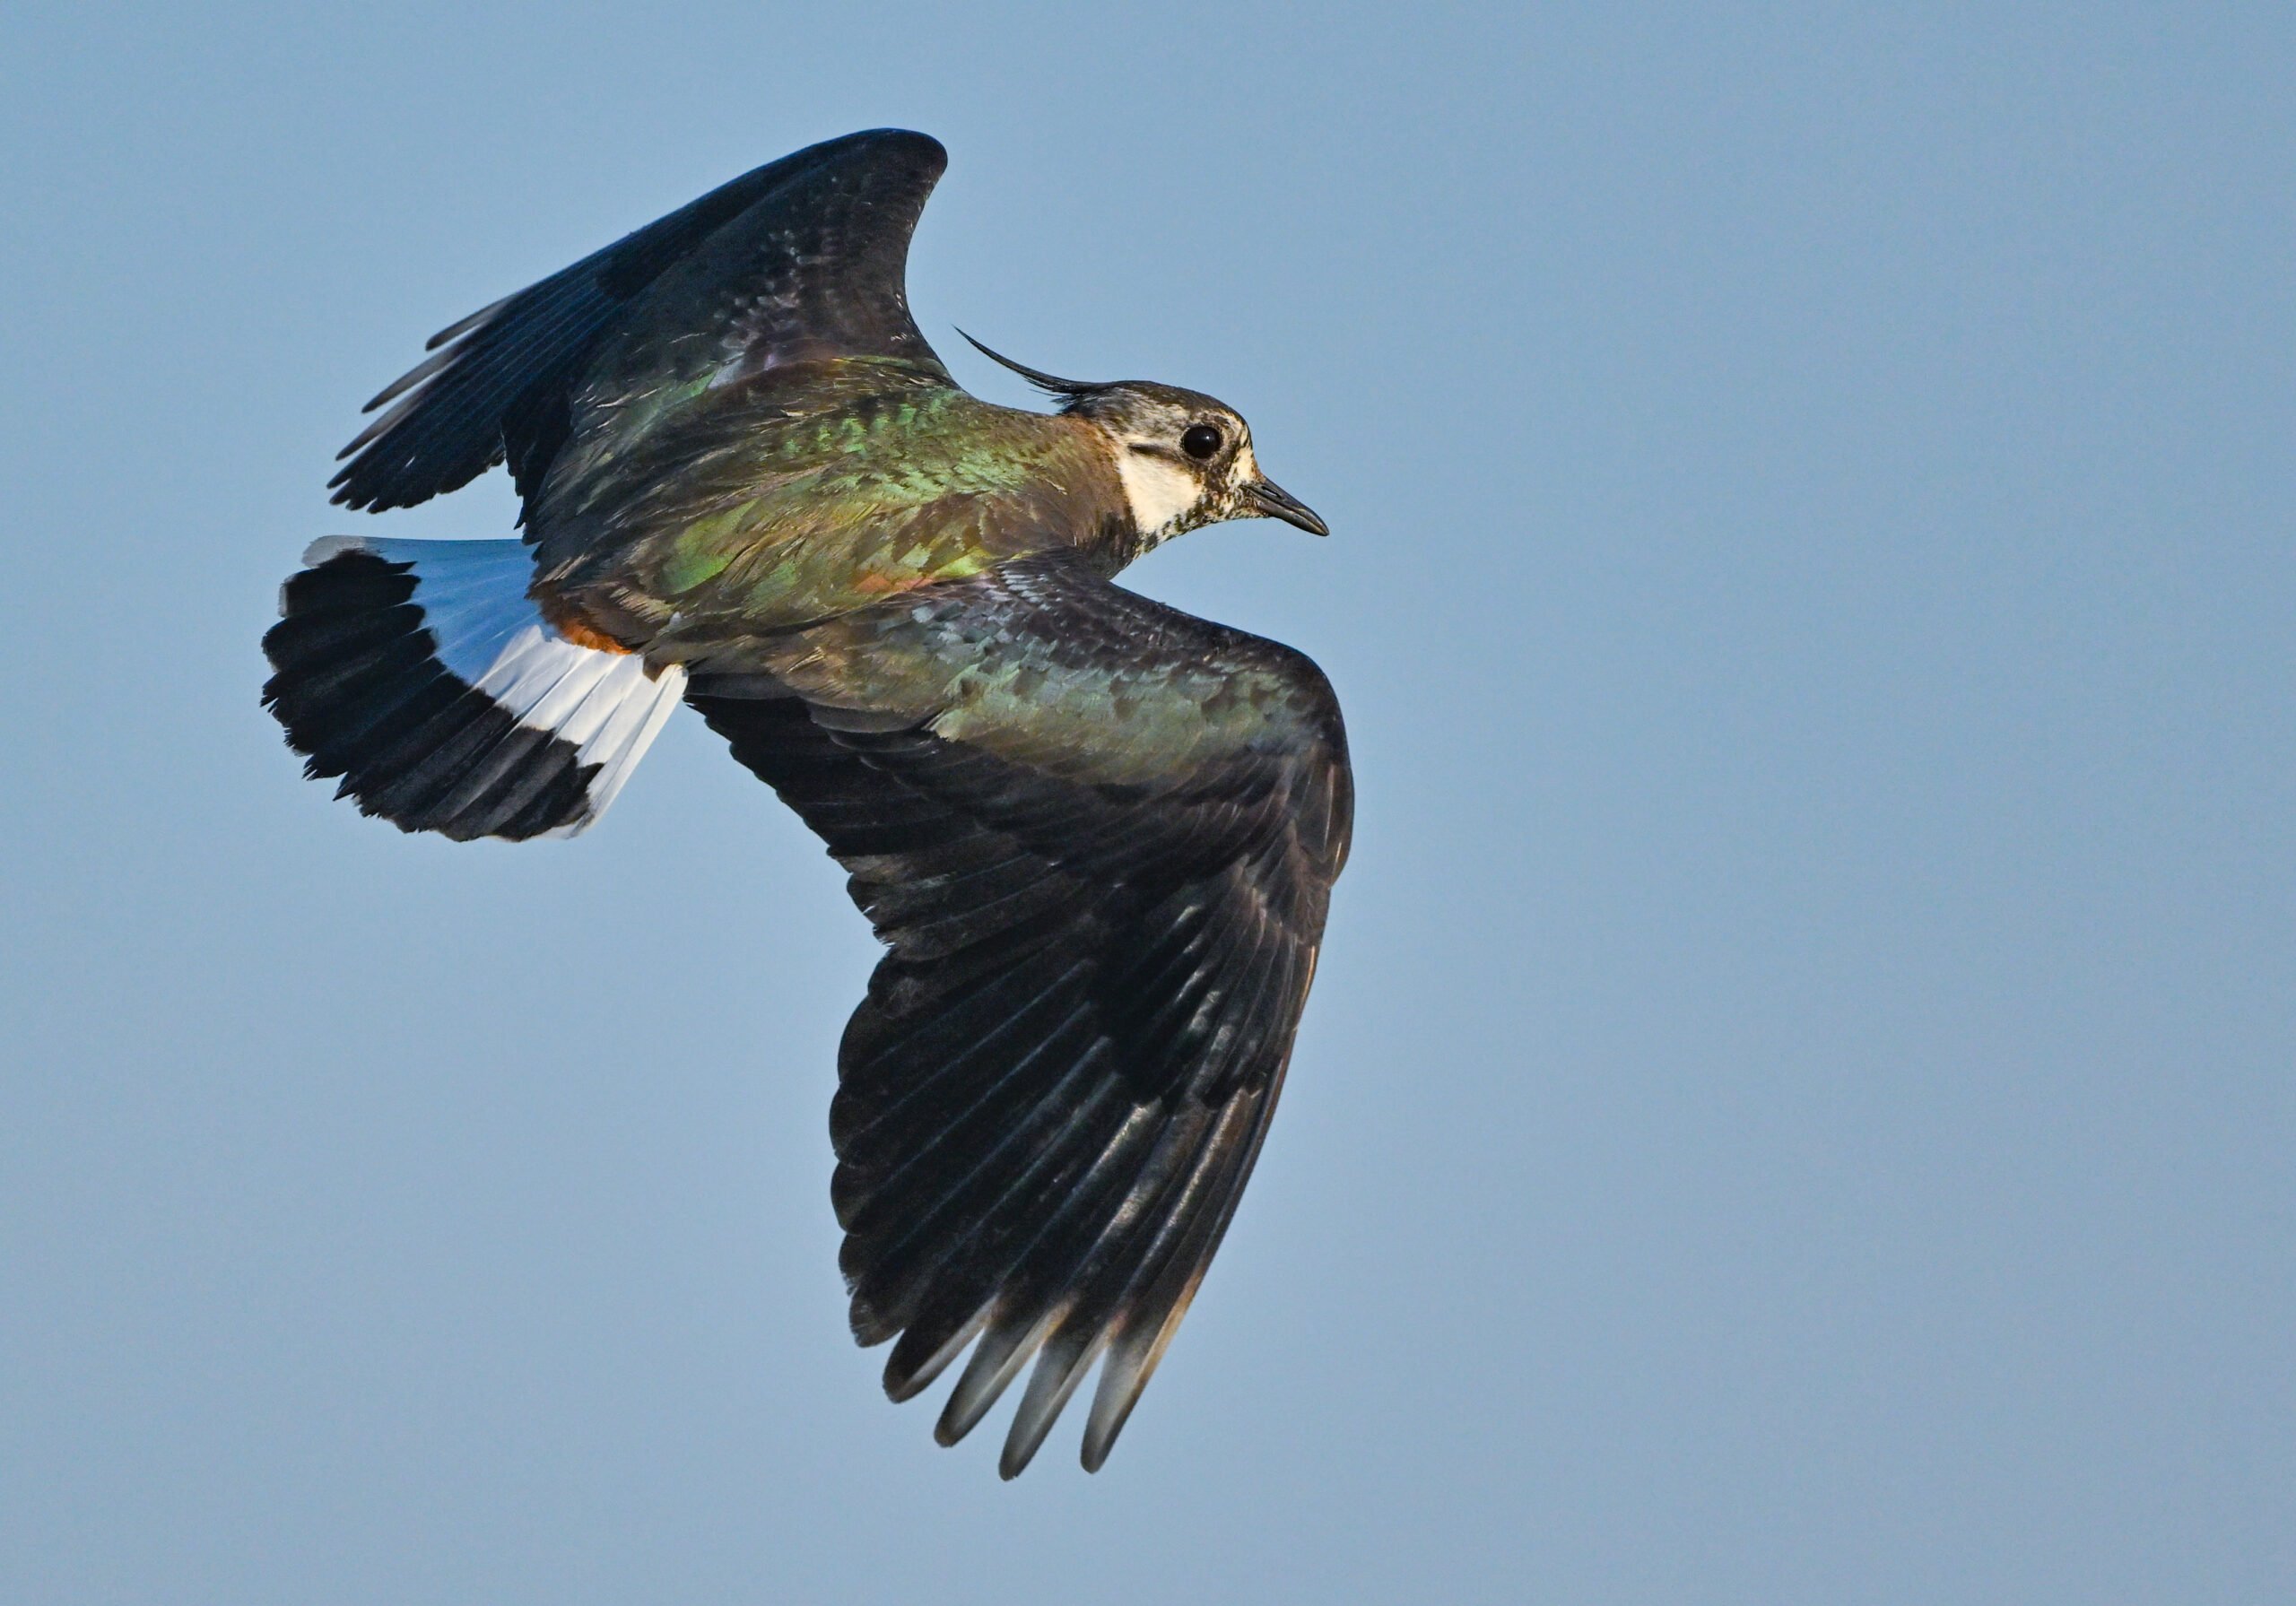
<box><xmin>687</xmin><ymin>553</ymin><xmax>1352</xmax><ymax>1475</ymax></box>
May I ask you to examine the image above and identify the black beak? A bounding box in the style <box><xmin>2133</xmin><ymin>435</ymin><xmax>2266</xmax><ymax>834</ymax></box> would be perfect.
<box><xmin>1243</xmin><ymin>476</ymin><xmax>1329</xmax><ymax>536</ymax></box>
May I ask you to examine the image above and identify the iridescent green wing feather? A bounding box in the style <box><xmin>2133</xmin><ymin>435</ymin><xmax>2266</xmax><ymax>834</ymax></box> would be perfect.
<box><xmin>534</xmin><ymin>366</ymin><xmax>1111</xmax><ymax>637</ymax></box>
<box><xmin>686</xmin><ymin>551</ymin><xmax>1352</xmax><ymax>1475</ymax></box>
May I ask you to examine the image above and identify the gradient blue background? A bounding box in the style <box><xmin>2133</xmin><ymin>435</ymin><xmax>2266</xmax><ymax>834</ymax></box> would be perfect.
<box><xmin>5</xmin><ymin>5</ymin><xmax>2291</xmax><ymax>1602</ymax></box>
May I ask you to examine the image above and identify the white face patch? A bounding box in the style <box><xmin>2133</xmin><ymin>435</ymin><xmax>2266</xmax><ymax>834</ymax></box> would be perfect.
<box><xmin>1113</xmin><ymin>447</ymin><xmax>1203</xmax><ymax>543</ymax></box>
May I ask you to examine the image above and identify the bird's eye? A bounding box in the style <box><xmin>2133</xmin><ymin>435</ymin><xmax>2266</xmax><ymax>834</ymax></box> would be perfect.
<box><xmin>1180</xmin><ymin>423</ymin><xmax>1223</xmax><ymax>461</ymax></box>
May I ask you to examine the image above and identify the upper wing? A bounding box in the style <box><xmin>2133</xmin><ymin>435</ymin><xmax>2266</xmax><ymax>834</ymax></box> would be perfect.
<box><xmin>686</xmin><ymin>555</ymin><xmax>1352</xmax><ymax>1475</ymax></box>
<box><xmin>330</xmin><ymin>128</ymin><xmax>949</xmax><ymax>513</ymax></box>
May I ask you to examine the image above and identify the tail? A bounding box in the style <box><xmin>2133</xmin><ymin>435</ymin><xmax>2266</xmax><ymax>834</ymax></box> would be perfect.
<box><xmin>260</xmin><ymin>537</ymin><xmax>685</xmax><ymax>841</ymax></box>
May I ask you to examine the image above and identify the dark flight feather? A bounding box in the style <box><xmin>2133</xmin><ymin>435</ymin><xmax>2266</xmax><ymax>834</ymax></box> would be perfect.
<box><xmin>690</xmin><ymin>554</ymin><xmax>1351</xmax><ymax>1474</ymax></box>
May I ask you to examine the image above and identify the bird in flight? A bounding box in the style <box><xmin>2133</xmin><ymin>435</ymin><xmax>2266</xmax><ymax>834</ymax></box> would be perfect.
<box><xmin>261</xmin><ymin>130</ymin><xmax>1352</xmax><ymax>1477</ymax></box>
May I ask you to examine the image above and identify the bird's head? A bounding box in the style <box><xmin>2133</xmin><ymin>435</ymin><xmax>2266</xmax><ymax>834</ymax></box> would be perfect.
<box><xmin>961</xmin><ymin>334</ymin><xmax>1327</xmax><ymax>548</ymax></box>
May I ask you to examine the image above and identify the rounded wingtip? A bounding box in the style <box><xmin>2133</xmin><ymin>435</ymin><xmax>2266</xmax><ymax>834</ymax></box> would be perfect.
<box><xmin>842</xmin><ymin>127</ymin><xmax>948</xmax><ymax>177</ymax></box>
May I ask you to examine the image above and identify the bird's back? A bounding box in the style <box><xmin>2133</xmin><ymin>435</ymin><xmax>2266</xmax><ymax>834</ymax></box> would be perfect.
<box><xmin>526</xmin><ymin>357</ymin><xmax>1129</xmax><ymax>650</ymax></box>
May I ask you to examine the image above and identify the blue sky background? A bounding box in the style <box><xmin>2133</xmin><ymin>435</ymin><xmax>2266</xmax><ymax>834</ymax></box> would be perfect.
<box><xmin>4</xmin><ymin>4</ymin><xmax>2291</xmax><ymax>1602</ymax></box>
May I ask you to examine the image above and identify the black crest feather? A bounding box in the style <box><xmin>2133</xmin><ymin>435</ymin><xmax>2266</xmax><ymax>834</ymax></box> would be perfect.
<box><xmin>956</xmin><ymin>329</ymin><xmax>1115</xmax><ymax>406</ymax></box>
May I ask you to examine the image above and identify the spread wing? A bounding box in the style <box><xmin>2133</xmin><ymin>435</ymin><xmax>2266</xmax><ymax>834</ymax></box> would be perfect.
<box><xmin>686</xmin><ymin>555</ymin><xmax>1352</xmax><ymax>1476</ymax></box>
<box><xmin>330</xmin><ymin>128</ymin><xmax>949</xmax><ymax>513</ymax></box>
